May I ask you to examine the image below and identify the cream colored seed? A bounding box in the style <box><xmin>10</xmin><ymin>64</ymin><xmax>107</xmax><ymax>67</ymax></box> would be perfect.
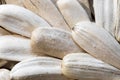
<box><xmin>0</xmin><ymin>35</ymin><xmax>46</xmax><ymax>61</ymax></box>
<box><xmin>57</xmin><ymin>0</ymin><xmax>90</xmax><ymax>29</ymax></box>
<box><xmin>0</xmin><ymin>4</ymin><xmax>50</xmax><ymax>38</ymax></box>
<box><xmin>78</xmin><ymin>0</ymin><xmax>92</xmax><ymax>20</ymax></box>
<box><xmin>62</xmin><ymin>53</ymin><xmax>120</xmax><ymax>80</ymax></box>
<box><xmin>93</xmin><ymin>0</ymin><xmax>117</xmax><ymax>36</ymax></box>
<box><xmin>31</xmin><ymin>27</ymin><xmax>84</xmax><ymax>58</ymax></box>
<box><xmin>23</xmin><ymin>0</ymin><xmax>70</xmax><ymax>32</ymax></box>
<box><xmin>72</xmin><ymin>21</ymin><xmax>120</xmax><ymax>69</ymax></box>
<box><xmin>10</xmin><ymin>57</ymin><xmax>69</xmax><ymax>80</ymax></box>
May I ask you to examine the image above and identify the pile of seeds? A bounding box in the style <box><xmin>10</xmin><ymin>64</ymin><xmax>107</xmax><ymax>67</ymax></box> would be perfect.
<box><xmin>0</xmin><ymin>0</ymin><xmax>120</xmax><ymax>80</ymax></box>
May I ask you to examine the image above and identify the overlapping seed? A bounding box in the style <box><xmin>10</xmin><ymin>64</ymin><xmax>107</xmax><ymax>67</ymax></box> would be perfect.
<box><xmin>78</xmin><ymin>0</ymin><xmax>92</xmax><ymax>20</ymax></box>
<box><xmin>62</xmin><ymin>53</ymin><xmax>120</xmax><ymax>80</ymax></box>
<box><xmin>22</xmin><ymin>0</ymin><xmax>70</xmax><ymax>32</ymax></box>
<box><xmin>10</xmin><ymin>57</ymin><xmax>69</xmax><ymax>80</ymax></box>
<box><xmin>31</xmin><ymin>27</ymin><xmax>84</xmax><ymax>58</ymax></box>
<box><xmin>0</xmin><ymin>5</ymin><xmax>51</xmax><ymax>38</ymax></box>
<box><xmin>72</xmin><ymin>21</ymin><xmax>120</xmax><ymax>69</ymax></box>
<box><xmin>0</xmin><ymin>35</ymin><xmax>46</xmax><ymax>61</ymax></box>
<box><xmin>93</xmin><ymin>0</ymin><xmax>117</xmax><ymax>36</ymax></box>
<box><xmin>57</xmin><ymin>0</ymin><xmax>90</xmax><ymax>28</ymax></box>
<box><xmin>0</xmin><ymin>0</ymin><xmax>120</xmax><ymax>80</ymax></box>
